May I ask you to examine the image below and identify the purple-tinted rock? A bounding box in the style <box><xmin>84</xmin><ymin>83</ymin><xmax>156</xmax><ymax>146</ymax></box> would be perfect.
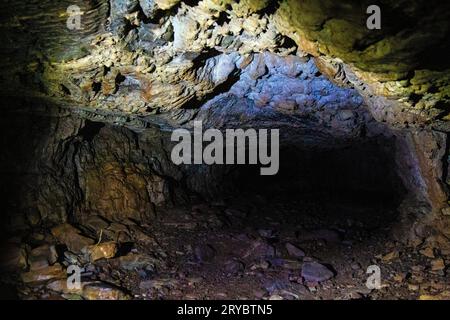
<box><xmin>301</xmin><ymin>262</ymin><xmax>334</xmax><ymax>283</ymax></box>
<box><xmin>193</xmin><ymin>244</ymin><xmax>216</xmax><ymax>263</ymax></box>
<box><xmin>285</xmin><ymin>243</ymin><xmax>305</xmax><ymax>258</ymax></box>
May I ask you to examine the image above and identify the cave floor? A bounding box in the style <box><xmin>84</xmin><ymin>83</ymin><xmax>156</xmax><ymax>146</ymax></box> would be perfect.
<box><xmin>4</xmin><ymin>194</ymin><xmax>450</xmax><ymax>300</ymax></box>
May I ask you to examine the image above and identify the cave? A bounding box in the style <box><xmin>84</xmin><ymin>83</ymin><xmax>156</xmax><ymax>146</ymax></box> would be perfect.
<box><xmin>0</xmin><ymin>0</ymin><xmax>449</xmax><ymax>301</ymax></box>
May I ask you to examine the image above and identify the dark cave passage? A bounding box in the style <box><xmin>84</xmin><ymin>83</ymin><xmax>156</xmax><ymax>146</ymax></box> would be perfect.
<box><xmin>230</xmin><ymin>142</ymin><xmax>406</xmax><ymax>206</ymax></box>
<box><xmin>188</xmin><ymin>135</ymin><xmax>410</xmax><ymax>243</ymax></box>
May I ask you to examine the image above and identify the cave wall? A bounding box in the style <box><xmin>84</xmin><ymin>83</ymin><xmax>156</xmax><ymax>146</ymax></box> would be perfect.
<box><xmin>0</xmin><ymin>100</ymin><xmax>188</xmax><ymax>231</ymax></box>
<box><xmin>1</xmin><ymin>91</ymin><xmax>448</xmax><ymax>241</ymax></box>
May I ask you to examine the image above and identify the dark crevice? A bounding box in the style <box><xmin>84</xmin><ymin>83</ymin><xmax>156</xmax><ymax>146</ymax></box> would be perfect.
<box><xmin>257</xmin><ymin>0</ymin><xmax>282</xmax><ymax>16</ymax></box>
<box><xmin>92</xmin><ymin>81</ymin><xmax>102</xmax><ymax>95</ymax></box>
<box><xmin>409</xmin><ymin>93</ymin><xmax>423</xmax><ymax>105</ymax></box>
<box><xmin>114</xmin><ymin>73</ymin><xmax>126</xmax><ymax>94</ymax></box>
<box><xmin>278</xmin><ymin>35</ymin><xmax>298</xmax><ymax>51</ymax></box>
<box><xmin>186</xmin><ymin>69</ymin><xmax>241</xmax><ymax>110</ymax></box>
<box><xmin>215</xmin><ymin>10</ymin><xmax>230</xmax><ymax>26</ymax></box>
<box><xmin>190</xmin><ymin>49</ymin><xmax>223</xmax><ymax>70</ymax></box>
<box><xmin>78</xmin><ymin>120</ymin><xmax>105</xmax><ymax>142</ymax></box>
<box><xmin>60</xmin><ymin>84</ymin><xmax>71</xmax><ymax>96</ymax></box>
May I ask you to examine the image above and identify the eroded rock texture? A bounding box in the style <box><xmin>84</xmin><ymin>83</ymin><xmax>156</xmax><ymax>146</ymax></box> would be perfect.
<box><xmin>1</xmin><ymin>1</ymin><xmax>449</xmax><ymax>123</ymax></box>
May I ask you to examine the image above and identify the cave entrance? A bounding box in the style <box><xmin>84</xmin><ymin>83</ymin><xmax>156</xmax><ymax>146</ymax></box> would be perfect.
<box><xmin>203</xmin><ymin>134</ymin><xmax>408</xmax><ymax>238</ymax></box>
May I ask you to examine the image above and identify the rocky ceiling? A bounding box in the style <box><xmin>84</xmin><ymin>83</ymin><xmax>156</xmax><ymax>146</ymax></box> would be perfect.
<box><xmin>0</xmin><ymin>0</ymin><xmax>449</xmax><ymax>129</ymax></box>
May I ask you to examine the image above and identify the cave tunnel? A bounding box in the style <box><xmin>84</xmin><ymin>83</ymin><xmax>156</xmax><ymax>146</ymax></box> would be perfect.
<box><xmin>0</xmin><ymin>0</ymin><xmax>450</xmax><ymax>302</ymax></box>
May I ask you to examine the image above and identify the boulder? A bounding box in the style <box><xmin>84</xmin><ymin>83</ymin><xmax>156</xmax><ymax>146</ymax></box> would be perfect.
<box><xmin>82</xmin><ymin>242</ymin><xmax>118</xmax><ymax>262</ymax></box>
<box><xmin>51</xmin><ymin>224</ymin><xmax>95</xmax><ymax>253</ymax></box>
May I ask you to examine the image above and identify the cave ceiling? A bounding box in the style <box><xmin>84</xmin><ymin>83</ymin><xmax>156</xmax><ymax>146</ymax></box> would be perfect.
<box><xmin>0</xmin><ymin>0</ymin><xmax>449</xmax><ymax>131</ymax></box>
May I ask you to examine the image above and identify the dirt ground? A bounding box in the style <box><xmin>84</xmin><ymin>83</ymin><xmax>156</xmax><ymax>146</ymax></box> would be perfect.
<box><xmin>2</xmin><ymin>190</ymin><xmax>449</xmax><ymax>301</ymax></box>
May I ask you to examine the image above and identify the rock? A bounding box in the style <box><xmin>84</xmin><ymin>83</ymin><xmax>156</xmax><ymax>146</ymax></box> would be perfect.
<box><xmin>82</xmin><ymin>282</ymin><xmax>129</xmax><ymax>300</ymax></box>
<box><xmin>51</xmin><ymin>224</ymin><xmax>95</xmax><ymax>253</ymax></box>
<box><xmin>83</xmin><ymin>215</ymin><xmax>110</xmax><ymax>233</ymax></box>
<box><xmin>82</xmin><ymin>242</ymin><xmax>118</xmax><ymax>262</ymax></box>
<box><xmin>114</xmin><ymin>253</ymin><xmax>161</xmax><ymax>272</ymax></box>
<box><xmin>441</xmin><ymin>207</ymin><xmax>450</xmax><ymax>216</ymax></box>
<box><xmin>351</xmin><ymin>262</ymin><xmax>362</xmax><ymax>270</ymax></box>
<box><xmin>224</xmin><ymin>260</ymin><xmax>245</xmax><ymax>275</ymax></box>
<box><xmin>258</xmin><ymin>229</ymin><xmax>277</xmax><ymax>239</ymax></box>
<box><xmin>28</xmin><ymin>256</ymin><xmax>50</xmax><ymax>271</ymax></box>
<box><xmin>129</xmin><ymin>226</ymin><xmax>159</xmax><ymax>246</ymax></box>
<box><xmin>408</xmin><ymin>284</ymin><xmax>420</xmax><ymax>291</ymax></box>
<box><xmin>285</xmin><ymin>243</ymin><xmax>305</xmax><ymax>258</ymax></box>
<box><xmin>252</xmin><ymin>289</ymin><xmax>266</xmax><ymax>299</ymax></box>
<box><xmin>301</xmin><ymin>262</ymin><xmax>334</xmax><ymax>283</ymax></box>
<box><xmin>104</xmin><ymin>223</ymin><xmax>132</xmax><ymax>242</ymax></box>
<box><xmin>337</xmin><ymin>109</ymin><xmax>355</xmax><ymax>121</ymax></box>
<box><xmin>425</xmin><ymin>235</ymin><xmax>450</xmax><ymax>253</ymax></box>
<box><xmin>63</xmin><ymin>251</ymin><xmax>80</xmax><ymax>265</ymax></box>
<box><xmin>215</xmin><ymin>292</ymin><xmax>228</xmax><ymax>299</ymax></box>
<box><xmin>193</xmin><ymin>244</ymin><xmax>216</xmax><ymax>263</ymax></box>
<box><xmin>419</xmin><ymin>291</ymin><xmax>450</xmax><ymax>300</ymax></box>
<box><xmin>21</xmin><ymin>264</ymin><xmax>66</xmax><ymax>284</ymax></box>
<box><xmin>241</xmin><ymin>239</ymin><xmax>275</xmax><ymax>260</ymax></box>
<box><xmin>392</xmin><ymin>273</ymin><xmax>406</xmax><ymax>282</ymax></box>
<box><xmin>30</xmin><ymin>233</ymin><xmax>46</xmax><ymax>242</ymax></box>
<box><xmin>250</xmin><ymin>261</ymin><xmax>270</xmax><ymax>270</ymax></box>
<box><xmin>264</xmin><ymin>278</ymin><xmax>289</xmax><ymax>295</ymax></box>
<box><xmin>280</xmin><ymin>259</ymin><xmax>302</xmax><ymax>270</ymax></box>
<box><xmin>139</xmin><ymin>278</ymin><xmax>179</xmax><ymax>290</ymax></box>
<box><xmin>28</xmin><ymin>244</ymin><xmax>58</xmax><ymax>271</ymax></box>
<box><xmin>381</xmin><ymin>250</ymin><xmax>399</xmax><ymax>262</ymax></box>
<box><xmin>0</xmin><ymin>244</ymin><xmax>28</xmax><ymax>272</ymax></box>
<box><xmin>431</xmin><ymin>258</ymin><xmax>445</xmax><ymax>271</ymax></box>
<box><xmin>186</xmin><ymin>277</ymin><xmax>203</xmax><ymax>287</ymax></box>
<box><xmin>46</xmin><ymin>279</ymin><xmax>84</xmax><ymax>295</ymax></box>
<box><xmin>419</xmin><ymin>247</ymin><xmax>435</xmax><ymax>258</ymax></box>
<box><xmin>26</xmin><ymin>208</ymin><xmax>41</xmax><ymax>226</ymax></box>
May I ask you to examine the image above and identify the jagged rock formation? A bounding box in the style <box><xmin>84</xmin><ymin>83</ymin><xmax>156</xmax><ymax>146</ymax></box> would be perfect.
<box><xmin>1</xmin><ymin>0</ymin><xmax>449</xmax><ymax>123</ymax></box>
